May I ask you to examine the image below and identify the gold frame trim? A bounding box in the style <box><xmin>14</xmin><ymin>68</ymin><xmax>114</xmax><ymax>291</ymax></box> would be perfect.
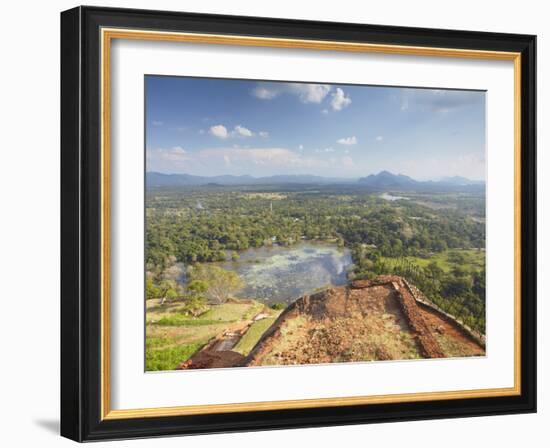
<box><xmin>100</xmin><ymin>28</ymin><xmax>522</xmax><ymax>420</ymax></box>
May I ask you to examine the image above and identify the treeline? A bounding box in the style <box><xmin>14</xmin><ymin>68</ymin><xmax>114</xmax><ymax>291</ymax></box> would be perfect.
<box><xmin>352</xmin><ymin>246</ymin><xmax>485</xmax><ymax>333</ymax></box>
<box><xmin>146</xmin><ymin>264</ymin><xmax>245</xmax><ymax>315</ymax></box>
<box><xmin>146</xmin><ymin>188</ymin><xmax>486</xmax><ymax>333</ymax></box>
<box><xmin>146</xmin><ymin>189</ymin><xmax>485</xmax><ymax>272</ymax></box>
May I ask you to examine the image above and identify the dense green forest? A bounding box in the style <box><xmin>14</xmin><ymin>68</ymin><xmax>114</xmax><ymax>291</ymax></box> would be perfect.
<box><xmin>145</xmin><ymin>185</ymin><xmax>486</xmax><ymax>333</ymax></box>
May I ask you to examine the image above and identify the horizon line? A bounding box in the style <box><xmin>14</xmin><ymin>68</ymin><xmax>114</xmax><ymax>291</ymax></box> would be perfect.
<box><xmin>145</xmin><ymin>170</ymin><xmax>486</xmax><ymax>183</ymax></box>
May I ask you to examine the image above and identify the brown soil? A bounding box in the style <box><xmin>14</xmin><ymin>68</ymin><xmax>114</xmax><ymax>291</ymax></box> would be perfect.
<box><xmin>245</xmin><ymin>278</ymin><xmax>423</xmax><ymax>366</ymax></box>
<box><xmin>418</xmin><ymin>304</ymin><xmax>485</xmax><ymax>357</ymax></box>
<box><xmin>177</xmin><ymin>350</ymin><xmax>246</xmax><ymax>370</ymax></box>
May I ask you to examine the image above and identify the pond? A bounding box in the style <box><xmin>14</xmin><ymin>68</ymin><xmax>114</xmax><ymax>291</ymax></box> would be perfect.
<box><xmin>379</xmin><ymin>192</ymin><xmax>409</xmax><ymax>201</ymax></box>
<box><xmin>214</xmin><ymin>243</ymin><xmax>353</xmax><ymax>304</ymax></box>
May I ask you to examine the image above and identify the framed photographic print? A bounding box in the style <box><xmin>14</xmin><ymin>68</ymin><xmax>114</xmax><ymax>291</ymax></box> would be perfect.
<box><xmin>60</xmin><ymin>6</ymin><xmax>536</xmax><ymax>442</ymax></box>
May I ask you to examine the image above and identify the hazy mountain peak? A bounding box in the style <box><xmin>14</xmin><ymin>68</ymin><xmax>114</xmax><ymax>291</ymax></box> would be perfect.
<box><xmin>146</xmin><ymin>170</ymin><xmax>484</xmax><ymax>192</ymax></box>
<box><xmin>358</xmin><ymin>171</ymin><xmax>418</xmax><ymax>187</ymax></box>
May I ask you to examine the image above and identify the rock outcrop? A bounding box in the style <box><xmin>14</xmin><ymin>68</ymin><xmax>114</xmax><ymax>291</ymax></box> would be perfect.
<box><xmin>179</xmin><ymin>275</ymin><xmax>484</xmax><ymax>370</ymax></box>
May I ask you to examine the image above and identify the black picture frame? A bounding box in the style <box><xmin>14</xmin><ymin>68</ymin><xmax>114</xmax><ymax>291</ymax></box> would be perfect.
<box><xmin>61</xmin><ymin>5</ymin><xmax>536</xmax><ymax>442</ymax></box>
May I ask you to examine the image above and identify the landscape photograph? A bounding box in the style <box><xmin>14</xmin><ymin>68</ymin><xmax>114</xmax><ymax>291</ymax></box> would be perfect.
<box><xmin>144</xmin><ymin>76</ymin><xmax>487</xmax><ymax>371</ymax></box>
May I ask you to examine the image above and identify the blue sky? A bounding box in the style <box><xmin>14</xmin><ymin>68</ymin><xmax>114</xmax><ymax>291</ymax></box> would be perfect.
<box><xmin>145</xmin><ymin>76</ymin><xmax>486</xmax><ymax>180</ymax></box>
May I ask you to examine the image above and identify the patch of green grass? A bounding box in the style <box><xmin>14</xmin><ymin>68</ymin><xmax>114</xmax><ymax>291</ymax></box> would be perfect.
<box><xmin>233</xmin><ymin>318</ymin><xmax>276</xmax><ymax>355</ymax></box>
<box><xmin>145</xmin><ymin>336</ymin><xmax>173</xmax><ymax>348</ymax></box>
<box><xmin>151</xmin><ymin>314</ymin><xmax>223</xmax><ymax>326</ymax></box>
<box><xmin>270</xmin><ymin>302</ymin><xmax>287</xmax><ymax>310</ymax></box>
<box><xmin>243</xmin><ymin>302</ymin><xmax>266</xmax><ymax>320</ymax></box>
<box><xmin>146</xmin><ymin>343</ymin><xmax>204</xmax><ymax>371</ymax></box>
<box><xmin>200</xmin><ymin>302</ymin><xmax>263</xmax><ymax>322</ymax></box>
<box><xmin>381</xmin><ymin>249</ymin><xmax>485</xmax><ymax>273</ymax></box>
<box><xmin>145</xmin><ymin>300</ymin><xmax>269</xmax><ymax>370</ymax></box>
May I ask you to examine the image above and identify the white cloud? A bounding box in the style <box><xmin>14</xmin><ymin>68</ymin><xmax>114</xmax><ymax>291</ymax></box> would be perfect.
<box><xmin>375</xmin><ymin>136</ymin><xmax>384</xmax><ymax>142</ymax></box>
<box><xmin>234</xmin><ymin>125</ymin><xmax>253</xmax><ymax>137</ymax></box>
<box><xmin>251</xmin><ymin>82</ymin><xmax>331</xmax><ymax>104</ymax></box>
<box><xmin>331</xmin><ymin>88</ymin><xmax>352</xmax><ymax>111</ymax></box>
<box><xmin>147</xmin><ymin>146</ymin><xmax>190</xmax><ymax>163</ymax></box>
<box><xmin>289</xmin><ymin>84</ymin><xmax>331</xmax><ymax>103</ymax></box>
<box><xmin>337</xmin><ymin>136</ymin><xmax>357</xmax><ymax>145</ymax></box>
<box><xmin>209</xmin><ymin>124</ymin><xmax>229</xmax><ymax>139</ymax></box>
<box><xmin>251</xmin><ymin>82</ymin><xmax>352</xmax><ymax>113</ymax></box>
<box><xmin>251</xmin><ymin>86</ymin><xmax>279</xmax><ymax>100</ymax></box>
<box><xmin>198</xmin><ymin>147</ymin><xmax>329</xmax><ymax>170</ymax></box>
<box><xmin>152</xmin><ymin>120</ymin><xmax>163</xmax><ymax>126</ymax></box>
<box><xmin>147</xmin><ymin>145</ymin><xmax>369</xmax><ymax>177</ymax></box>
<box><xmin>209</xmin><ymin>124</ymin><xmax>260</xmax><ymax>139</ymax></box>
<box><xmin>298</xmin><ymin>144</ymin><xmax>304</xmax><ymax>151</ymax></box>
<box><xmin>259</xmin><ymin>131</ymin><xmax>269</xmax><ymax>138</ymax></box>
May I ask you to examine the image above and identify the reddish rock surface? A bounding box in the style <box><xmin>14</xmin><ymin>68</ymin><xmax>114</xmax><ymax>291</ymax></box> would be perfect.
<box><xmin>179</xmin><ymin>275</ymin><xmax>484</xmax><ymax>369</ymax></box>
<box><xmin>177</xmin><ymin>350</ymin><xmax>246</xmax><ymax>370</ymax></box>
<box><xmin>390</xmin><ymin>279</ymin><xmax>445</xmax><ymax>358</ymax></box>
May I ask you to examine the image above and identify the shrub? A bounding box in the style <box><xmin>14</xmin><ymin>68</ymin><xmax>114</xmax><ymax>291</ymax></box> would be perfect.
<box><xmin>270</xmin><ymin>302</ymin><xmax>287</xmax><ymax>310</ymax></box>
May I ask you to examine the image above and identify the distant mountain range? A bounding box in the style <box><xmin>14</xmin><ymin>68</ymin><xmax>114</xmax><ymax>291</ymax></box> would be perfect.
<box><xmin>146</xmin><ymin>172</ymin><xmax>352</xmax><ymax>187</ymax></box>
<box><xmin>357</xmin><ymin>171</ymin><xmax>417</xmax><ymax>188</ymax></box>
<box><xmin>438</xmin><ymin>176</ymin><xmax>486</xmax><ymax>186</ymax></box>
<box><xmin>357</xmin><ymin>171</ymin><xmax>485</xmax><ymax>191</ymax></box>
<box><xmin>146</xmin><ymin>171</ymin><xmax>485</xmax><ymax>192</ymax></box>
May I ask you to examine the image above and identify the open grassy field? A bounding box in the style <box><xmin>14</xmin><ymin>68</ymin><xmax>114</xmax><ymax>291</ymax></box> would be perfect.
<box><xmin>146</xmin><ymin>341</ymin><xmax>205</xmax><ymax>372</ymax></box>
<box><xmin>381</xmin><ymin>248</ymin><xmax>485</xmax><ymax>273</ymax></box>
<box><xmin>200</xmin><ymin>301</ymin><xmax>265</xmax><ymax>322</ymax></box>
<box><xmin>145</xmin><ymin>298</ymin><xmax>277</xmax><ymax>371</ymax></box>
